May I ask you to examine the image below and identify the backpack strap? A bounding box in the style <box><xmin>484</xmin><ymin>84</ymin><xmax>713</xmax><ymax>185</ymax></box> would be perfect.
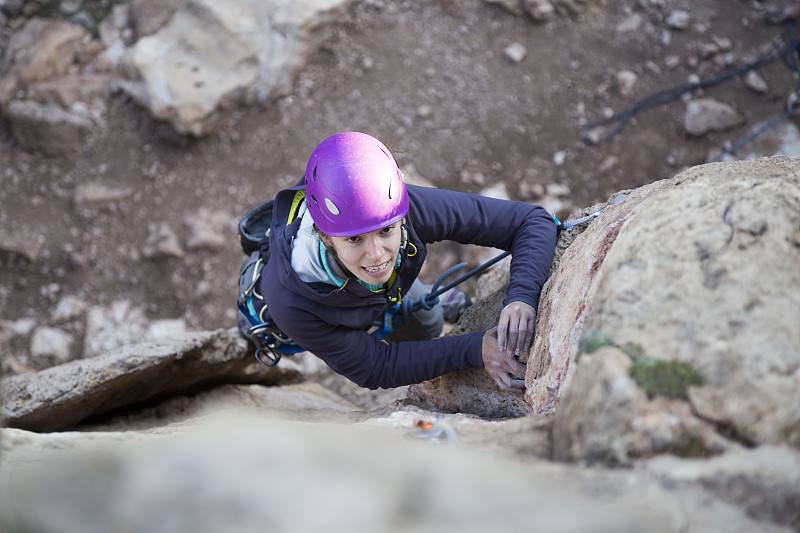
<box><xmin>287</xmin><ymin>190</ymin><xmax>306</xmax><ymax>225</ymax></box>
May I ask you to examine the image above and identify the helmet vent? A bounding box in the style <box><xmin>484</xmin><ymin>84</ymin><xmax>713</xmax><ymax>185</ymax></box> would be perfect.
<box><xmin>311</xmin><ymin>194</ymin><xmax>319</xmax><ymax>205</ymax></box>
<box><xmin>324</xmin><ymin>198</ymin><xmax>340</xmax><ymax>216</ymax></box>
<box><xmin>312</xmin><ymin>166</ymin><xmax>318</xmax><ymax>181</ymax></box>
<box><xmin>388</xmin><ymin>180</ymin><xmax>394</xmax><ymax>199</ymax></box>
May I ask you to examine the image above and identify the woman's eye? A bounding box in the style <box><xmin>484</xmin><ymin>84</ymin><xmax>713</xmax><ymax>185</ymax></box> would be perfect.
<box><xmin>381</xmin><ymin>226</ymin><xmax>394</xmax><ymax>235</ymax></box>
<box><xmin>346</xmin><ymin>236</ymin><xmax>361</xmax><ymax>244</ymax></box>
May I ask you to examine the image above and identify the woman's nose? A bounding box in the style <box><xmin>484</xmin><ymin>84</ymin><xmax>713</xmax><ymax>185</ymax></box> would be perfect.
<box><xmin>365</xmin><ymin>235</ymin><xmax>383</xmax><ymax>260</ymax></box>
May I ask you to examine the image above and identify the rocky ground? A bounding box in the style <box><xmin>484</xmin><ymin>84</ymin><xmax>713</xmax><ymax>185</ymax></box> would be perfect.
<box><xmin>1</xmin><ymin>0</ymin><xmax>798</xmax><ymax>375</ymax></box>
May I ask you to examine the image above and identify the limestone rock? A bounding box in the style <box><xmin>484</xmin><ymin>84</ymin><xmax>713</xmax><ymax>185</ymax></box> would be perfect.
<box><xmin>615</xmin><ymin>69</ymin><xmax>637</xmax><ymax>97</ymax></box>
<box><xmin>528</xmin><ymin>156</ymin><xmax>800</xmax><ymax>457</ymax></box>
<box><xmin>26</xmin><ymin>73</ymin><xmax>111</xmax><ymax>107</ymax></box>
<box><xmin>521</xmin><ymin>0</ymin><xmax>555</xmax><ymax>21</ymax></box>
<box><xmin>744</xmin><ymin>70</ymin><xmax>768</xmax><ymax>93</ymax></box>
<box><xmin>616</xmin><ymin>13</ymin><xmax>643</xmax><ymax>32</ymax></box>
<box><xmin>184</xmin><ymin>208</ymin><xmax>230</xmax><ymax>251</ymax></box>
<box><xmin>72</xmin><ymin>182</ymin><xmax>133</xmax><ymax>209</ymax></box>
<box><xmin>0</xmin><ymin>18</ymin><xmax>89</xmax><ymax>109</ymax></box>
<box><xmin>51</xmin><ymin>295</ymin><xmax>88</xmax><ymax>323</ymax></box>
<box><xmin>0</xmin><ymin>328</ymin><xmax>302</xmax><ymax>432</ymax></box>
<box><xmin>29</xmin><ymin>326</ymin><xmax>74</xmax><ymax>365</ymax></box>
<box><xmin>6</xmin><ymin>100</ymin><xmax>93</xmax><ymax>156</ymax></box>
<box><xmin>550</xmin><ymin>346</ymin><xmax>727</xmax><ymax>464</ymax></box>
<box><xmin>550</xmin><ymin>346</ymin><xmax>646</xmax><ymax>463</ymax></box>
<box><xmin>407</xmin><ymin>287</ymin><xmax>531</xmax><ymax>419</ymax></box>
<box><xmin>688</xmin><ymin>374</ymin><xmax>800</xmax><ymax>448</ymax></box>
<box><xmin>0</xmin><ymin>226</ymin><xmax>45</xmax><ymax>262</ymax></box>
<box><xmin>666</xmin><ymin>10</ymin><xmax>690</xmax><ymax>30</ymax></box>
<box><xmin>129</xmin><ymin>0</ymin><xmax>184</xmax><ymax>39</ymax></box>
<box><xmin>141</xmin><ymin>222</ymin><xmax>184</xmax><ymax>259</ymax></box>
<box><xmin>117</xmin><ymin>0</ymin><xmax>351</xmax><ymax>136</ymax></box>
<box><xmin>503</xmin><ymin>42</ymin><xmax>527</xmax><ymax>63</ymax></box>
<box><xmin>97</xmin><ymin>3</ymin><xmax>134</xmax><ymax>70</ymax></box>
<box><xmin>0</xmin><ymin>411</ymin><xmax>792</xmax><ymax>533</ymax></box>
<box><xmin>83</xmin><ymin>300</ymin><xmax>148</xmax><ymax>357</ymax></box>
<box><xmin>524</xmin><ymin>195</ymin><xmax>623</xmax><ymax>413</ymax></box>
<box><xmin>81</xmin><ymin>382</ymin><xmax>359</xmax><ymax>431</ymax></box>
<box><xmin>646</xmin><ymin>446</ymin><xmax>800</xmax><ymax>531</ymax></box>
<box><xmin>684</xmin><ymin>98</ymin><xmax>744</xmax><ymax>136</ymax></box>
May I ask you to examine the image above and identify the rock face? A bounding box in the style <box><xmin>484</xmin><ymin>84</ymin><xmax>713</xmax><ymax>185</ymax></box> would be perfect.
<box><xmin>116</xmin><ymin>0</ymin><xmax>350</xmax><ymax>136</ymax></box>
<box><xmin>0</xmin><ymin>329</ymin><xmax>302</xmax><ymax>432</ymax></box>
<box><xmin>531</xmin><ymin>155</ymin><xmax>800</xmax><ymax>461</ymax></box>
<box><xmin>407</xmin><ymin>287</ymin><xmax>532</xmax><ymax>419</ymax></box>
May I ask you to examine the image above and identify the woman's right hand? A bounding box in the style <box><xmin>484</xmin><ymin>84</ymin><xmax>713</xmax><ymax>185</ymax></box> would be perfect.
<box><xmin>481</xmin><ymin>327</ymin><xmax>527</xmax><ymax>393</ymax></box>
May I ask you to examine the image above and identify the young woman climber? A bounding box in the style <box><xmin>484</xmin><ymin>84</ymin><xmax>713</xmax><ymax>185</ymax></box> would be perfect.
<box><xmin>240</xmin><ymin>131</ymin><xmax>557</xmax><ymax>393</ymax></box>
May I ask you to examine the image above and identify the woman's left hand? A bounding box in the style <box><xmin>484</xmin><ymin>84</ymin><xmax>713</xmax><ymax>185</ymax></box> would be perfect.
<box><xmin>497</xmin><ymin>301</ymin><xmax>537</xmax><ymax>356</ymax></box>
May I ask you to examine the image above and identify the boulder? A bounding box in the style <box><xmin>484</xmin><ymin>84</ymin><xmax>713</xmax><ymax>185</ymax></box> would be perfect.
<box><xmin>0</xmin><ymin>18</ymin><xmax>89</xmax><ymax>110</ymax></box>
<box><xmin>530</xmin><ymin>156</ymin><xmax>800</xmax><ymax>458</ymax></box>
<box><xmin>0</xmin><ymin>328</ymin><xmax>303</xmax><ymax>432</ymax></box>
<box><xmin>684</xmin><ymin>98</ymin><xmax>744</xmax><ymax>136</ymax></box>
<box><xmin>116</xmin><ymin>0</ymin><xmax>351</xmax><ymax>136</ymax></box>
<box><xmin>5</xmin><ymin>100</ymin><xmax>94</xmax><ymax>156</ymax></box>
<box><xmin>551</xmin><ymin>346</ymin><xmax>729</xmax><ymax>464</ymax></box>
<box><xmin>26</xmin><ymin>73</ymin><xmax>112</xmax><ymax>107</ymax></box>
<box><xmin>29</xmin><ymin>326</ymin><xmax>74</xmax><ymax>366</ymax></box>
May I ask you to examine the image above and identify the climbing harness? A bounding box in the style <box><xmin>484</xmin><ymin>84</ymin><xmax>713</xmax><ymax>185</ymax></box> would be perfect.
<box><xmin>236</xmin><ymin>197</ymin><xmax>305</xmax><ymax>367</ymax></box>
<box><xmin>237</xmin><ymin>254</ymin><xmax>305</xmax><ymax>367</ymax></box>
<box><xmin>581</xmin><ymin>13</ymin><xmax>800</xmax><ymax>162</ymax></box>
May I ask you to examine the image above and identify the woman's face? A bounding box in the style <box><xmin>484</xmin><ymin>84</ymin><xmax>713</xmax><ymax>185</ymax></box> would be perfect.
<box><xmin>323</xmin><ymin>222</ymin><xmax>402</xmax><ymax>286</ymax></box>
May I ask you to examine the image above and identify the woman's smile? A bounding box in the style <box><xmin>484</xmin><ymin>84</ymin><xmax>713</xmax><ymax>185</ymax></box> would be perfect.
<box><xmin>363</xmin><ymin>260</ymin><xmax>391</xmax><ymax>276</ymax></box>
<box><xmin>323</xmin><ymin>222</ymin><xmax>402</xmax><ymax>286</ymax></box>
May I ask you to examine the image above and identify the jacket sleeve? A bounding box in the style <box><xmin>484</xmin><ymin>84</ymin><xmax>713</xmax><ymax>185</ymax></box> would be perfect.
<box><xmin>271</xmin><ymin>300</ymin><xmax>485</xmax><ymax>390</ymax></box>
<box><xmin>407</xmin><ymin>185</ymin><xmax>557</xmax><ymax>310</ymax></box>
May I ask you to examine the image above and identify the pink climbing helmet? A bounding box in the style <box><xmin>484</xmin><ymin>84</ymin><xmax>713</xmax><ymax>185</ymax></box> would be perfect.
<box><xmin>304</xmin><ymin>131</ymin><xmax>409</xmax><ymax>237</ymax></box>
